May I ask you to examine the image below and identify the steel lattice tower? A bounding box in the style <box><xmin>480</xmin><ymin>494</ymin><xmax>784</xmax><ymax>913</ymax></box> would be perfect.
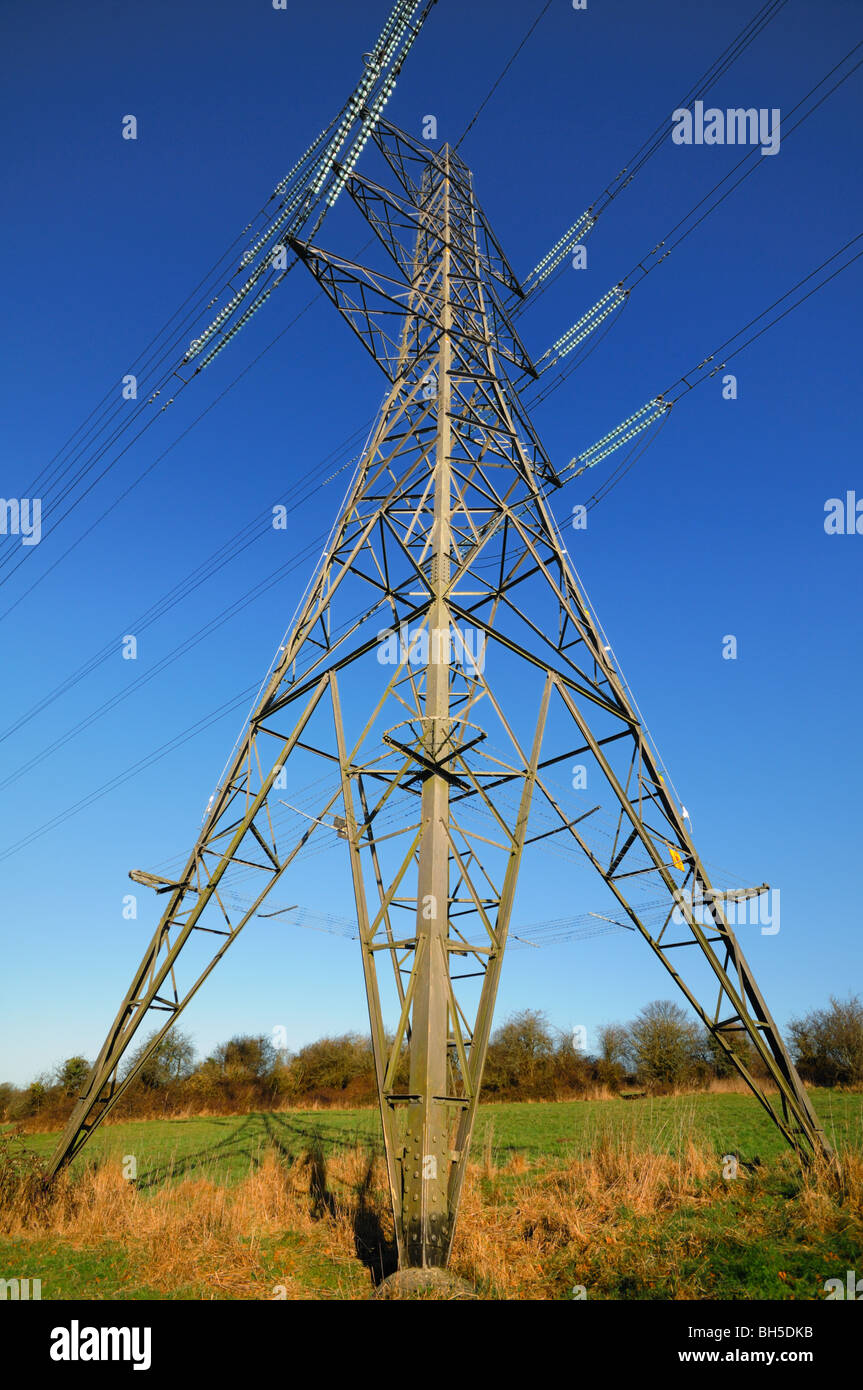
<box><xmin>48</xmin><ymin>125</ymin><xmax>832</xmax><ymax>1272</ymax></box>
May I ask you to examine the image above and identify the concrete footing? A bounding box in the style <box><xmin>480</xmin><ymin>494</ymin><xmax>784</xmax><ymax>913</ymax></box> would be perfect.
<box><xmin>373</xmin><ymin>1267</ymin><xmax>478</xmax><ymax>1300</ymax></box>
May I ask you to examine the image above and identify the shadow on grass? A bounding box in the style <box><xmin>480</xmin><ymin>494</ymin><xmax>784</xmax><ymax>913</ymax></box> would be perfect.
<box><xmin>262</xmin><ymin>1114</ymin><xmax>396</xmax><ymax>1280</ymax></box>
<box><xmin>131</xmin><ymin>1110</ymin><xmax>397</xmax><ymax>1279</ymax></box>
<box><xmin>134</xmin><ymin>1113</ymin><xmax>271</xmax><ymax>1192</ymax></box>
<box><xmin>132</xmin><ymin>1110</ymin><xmax>382</xmax><ymax>1191</ymax></box>
<box><xmin>299</xmin><ymin>1139</ymin><xmax>398</xmax><ymax>1284</ymax></box>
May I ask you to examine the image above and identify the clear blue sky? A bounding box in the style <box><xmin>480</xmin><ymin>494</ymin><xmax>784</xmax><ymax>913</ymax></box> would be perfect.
<box><xmin>1</xmin><ymin>0</ymin><xmax>861</xmax><ymax>1086</ymax></box>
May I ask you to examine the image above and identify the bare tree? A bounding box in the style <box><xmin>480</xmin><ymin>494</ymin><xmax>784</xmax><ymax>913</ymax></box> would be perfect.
<box><xmin>124</xmin><ymin>1030</ymin><xmax>196</xmax><ymax>1088</ymax></box>
<box><xmin>788</xmin><ymin>995</ymin><xmax>863</xmax><ymax>1085</ymax></box>
<box><xmin>627</xmin><ymin>1000</ymin><xmax>701</xmax><ymax>1088</ymax></box>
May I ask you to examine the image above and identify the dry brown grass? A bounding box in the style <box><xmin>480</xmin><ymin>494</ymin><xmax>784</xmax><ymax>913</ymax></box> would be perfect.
<box><xmin>448</xmin><ymin>1124</ymin><xmax>722</xmax><ymax>1297</ymax></box>
<box><xmin>7</xmin><ymin>1144</ymin><xmax>388</xmax><ymax>1294</ymax></box>
<box><xmin>1</xmin><ymin>1131</ymin><xmax>859</xmax><ymax>1300</ymax></box>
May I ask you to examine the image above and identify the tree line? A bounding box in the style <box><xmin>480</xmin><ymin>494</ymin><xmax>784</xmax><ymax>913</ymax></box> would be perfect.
<box><xmin>2</xmin><ymin>994</ymin><xmax>860</xmax><ymax>1128</ymax></box>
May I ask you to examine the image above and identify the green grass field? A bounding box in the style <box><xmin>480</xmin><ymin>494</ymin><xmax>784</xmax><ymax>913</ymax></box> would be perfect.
<box><xmin>3</xmin><ymin>1090</ymin><xmax>862</xmax><ymax>1300</ymax></box>
<box><xmin>12</xmin><ymin>1087</ymin><xmax>863</xmax><ymax>1185</ymax></box>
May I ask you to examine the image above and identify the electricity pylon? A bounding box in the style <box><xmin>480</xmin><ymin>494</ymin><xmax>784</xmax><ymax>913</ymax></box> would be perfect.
<box><xmin>48</xmin><ymin>123</ymin><xmax>832</xmax><ymax>1270</ymax></box>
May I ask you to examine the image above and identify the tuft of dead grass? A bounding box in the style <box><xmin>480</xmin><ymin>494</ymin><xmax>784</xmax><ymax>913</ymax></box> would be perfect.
<box><xmin>447</xmin><ymin>1124</ymin><xmax>721</xmax><ymax>1296</ymax></box>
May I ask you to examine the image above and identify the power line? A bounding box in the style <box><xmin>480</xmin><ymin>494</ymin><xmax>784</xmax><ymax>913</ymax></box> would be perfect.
<box><xmin>0</xmin><ymin>0</ymin><xmax>435</xmax><ymax>587</ymax></box>
<box><xmin>552</xmin><ymin>231</ymin><xmax>863</xmax><ymax>506</ymax></box>
<box><xmin>0</xmin><ymin>533</ymin><xmax>330</xmax><ymax>794</ymax></box>
<box><xmin>0</xmin><ymin>684</ymin><xmax>262</xmax><ymax>864</ymax></box>
<box><xmin>600</xmin><ymin>0</ymin><xmax>790</xmax><ymax>196</ymax></box>
<box><xmin>0</xmin><ymin>421</ymin><xmax>369</xmax><ymax>744</ymax></box>
<box><xmin>0</xmin><ymin>280</ymin><xmax>378</xmax><ymax>627</ymax></box>
<box><xmin>0</xmin><ymin>577</ymin><xmax>393</xmax><ymax>861</ymax></box>
<box><xmin>662</xmin><ymin>231</ymin><xmax>863</xmax><ymax>403</ymax></box>
<box><xmin>0</xmin><ymin>286</ymin><xmax>319</xmax><ymax>608</ymax></box>
<box><xmin>629</xmin><ymin>38</ymin><xmax>863</xmax><ymax>282</ymax></box>
<box><xmin>521</xmin><ymin>0</ymin><xmax>791</xmax><ymax>298</ymax></box>
<box><xmin>528</xmin><ymin>32</ymin><xmax>856</xmax><ymax>397</ymax></box>
<box><xmin>0</xmin><ymin>137</ymin><xmax>339</xmax><ymax>569</ymax></box>
<box><xmin>529</xmin><ymin>35</ymin><xmax>863</xmax><ymax>399</ymax></box>
<box><xmin>455</xmin><ymin>0</ymin><xmax>555</xmax><ymax>149</ymax></box>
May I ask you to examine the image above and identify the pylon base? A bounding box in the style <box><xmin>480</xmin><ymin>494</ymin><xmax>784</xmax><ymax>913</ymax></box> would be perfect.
<box><xmin>373</xmin><ymin>1267</ymin><xmax>478</xmax><ymax>1300</ymax></box>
